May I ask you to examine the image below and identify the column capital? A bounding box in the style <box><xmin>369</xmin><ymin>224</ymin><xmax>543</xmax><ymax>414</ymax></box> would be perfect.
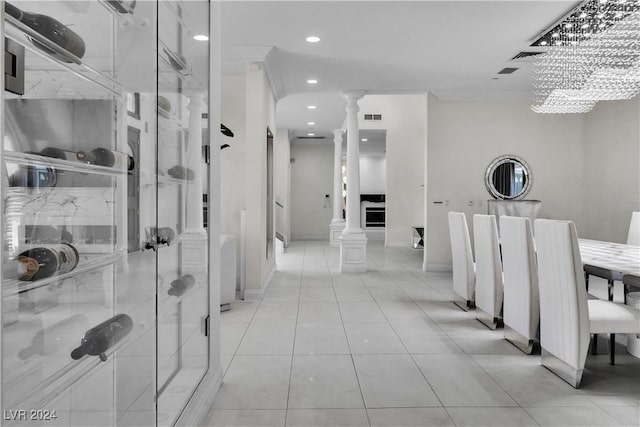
<box><xmin>187</xmin><ymin>92</ymin><xmax>207</xmax><ymax>112</ymax></box>
<box><xmin>342</xmin><ymin>91</ymin><xmax>366</xmax><ymax>107</ymax></box>
<box><xmin>333</xmin><ymin>129</ymin><xmax>344</xmax><ymax>142</ymax></box>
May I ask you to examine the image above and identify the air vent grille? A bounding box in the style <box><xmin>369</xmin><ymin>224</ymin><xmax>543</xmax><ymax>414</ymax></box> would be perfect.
<box><xmin>498</xmin><ymin>67</ymin><xmax>519</xmax><ymax>75</ymax></box>
<box><xmin>511</xmin><ymin>51</ymin><xmax>545</xmax><ymax>61</ymax></box>
<box><xmin>364</xmin><ymin>114</ymin><xmax>382</xmax><ymax>121</ymax></box>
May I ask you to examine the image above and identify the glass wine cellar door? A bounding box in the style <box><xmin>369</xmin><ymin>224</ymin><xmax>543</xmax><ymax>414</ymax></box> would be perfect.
<box><xmin>0</xmin><ymin>1</ymin><xmax>211</xmax><ymax>426</ymax></box>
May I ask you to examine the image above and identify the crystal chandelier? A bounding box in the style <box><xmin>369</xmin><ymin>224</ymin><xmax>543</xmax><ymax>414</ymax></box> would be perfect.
<box><xmin>531</xmin><ymin>0</ymin><xmax>640</xmax><ymax>113</ymax></box>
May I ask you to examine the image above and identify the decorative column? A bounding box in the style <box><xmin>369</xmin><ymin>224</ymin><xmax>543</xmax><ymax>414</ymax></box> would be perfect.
<box><xmin>340</xmin><ymin>91</ymin><xmax>368</xmax><ymax>273</ymax></box>
<box><xmin>180</xmin><ymin>92</ymin><xmax>208</xmax><ymax>276</ymax></box>
<box><xmin>329</xmin><ymin>129</ymin><xmax>346</xmax><ymax>246</ymax></box>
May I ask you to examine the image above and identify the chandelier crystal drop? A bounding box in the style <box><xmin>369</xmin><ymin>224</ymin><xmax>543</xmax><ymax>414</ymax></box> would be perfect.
<box><xmin>531</xmin><ymin>0</ymin><xmax>640</xmax><ymax>113</ymax></box>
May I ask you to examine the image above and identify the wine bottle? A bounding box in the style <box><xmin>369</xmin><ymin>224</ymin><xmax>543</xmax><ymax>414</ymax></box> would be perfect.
<box><xmin>40</xmin><ymin>147</ymin><xmax>68</xmax><ymax>160</ymax></box>
<box><xmin>17</xmin><ymin>243</ymin><xmax>79</xmax><ymax>281</ymax></box>
<box><xmin>19</xmin><ymin>314</ymin><xmax>88</xmax><ymax>360</ymax></box>
<box><xmin>5</xmin><ymin>255</ymin><xmax>39</xmax><ymax>281</ymax></box>
<box><xmin>157</xmin><ymin>96</ymin><xmax>172</xmax><ymax>117</ymax></box>
<box><xmin>77</xmin><ymin>148</ymin><xmax>135</xmax><ymax>171</ymax></box>
<box><xmin>70</xmin><ymin>314</ymin><xmax>133</xmax><ymax>362</ymax></box>
<box><xmin>9</xmin><ymin>152</ymin><xmax>57</xmax><ymax>187</ymax></box>
<box><xmin>106</xmin><ymin>0</ymin><xmax>136</xmax><ymax>14</ymax></box>
<box><xmin>4</xmin><ymin>2</ymin><xmax>86</xmax><ymax>63</ymax></box>
<box><xmin>168</xmin><ymin>274</ymin><xmax>195</xmax><ymax>297</ymax></box>
<box><xmin>167</xmin><ymin>165</ymin><xmax>195</xmax><ymax>181</ymax></box>
<box><xmin>163</xmin><ymin>48</ymin><xmax>191</xmax><ymax>76</ymax></box>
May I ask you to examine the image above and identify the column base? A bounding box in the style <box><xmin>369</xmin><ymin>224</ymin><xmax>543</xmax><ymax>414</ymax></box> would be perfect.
<box><xmin>339</xmin><ymin>231</ymin><xmax>368</xmax><ymax>273</ymax></box>
<box><xmin>330</xmin><ymin>220</ymin><xmax>346</xmax><ymax>247</ymax></box>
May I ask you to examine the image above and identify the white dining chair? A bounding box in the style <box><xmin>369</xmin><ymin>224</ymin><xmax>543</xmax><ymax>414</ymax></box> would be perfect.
<box><xmin>448</xmin><ymin>212</ymin><xmax>475</xmax><ymax>311</ymax></box>
<box><xmin>584</xmin><ymin>211</ymin><xmax>640</xmax><ymax>302</ymax></box>
<box><xmin>473</xmin><ymin>214</ymin><xmax>503</xmax><ymax>329</ymax></box>
<box><xmin>500</xmin><ymin>216</ymin><xmax>539</xmax><ymax>354</ymax></box>
<box><xmin>534</xmin><ymin>219</ymin><xmax>640</xmax><ymax>388</ymax></box>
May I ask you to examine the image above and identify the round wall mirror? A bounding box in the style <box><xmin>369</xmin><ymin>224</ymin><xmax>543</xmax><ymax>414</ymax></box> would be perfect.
<box><xmin>485</xmin><ymin>155</ymin><xmax>532</xmax><ymax>200</ymax></box>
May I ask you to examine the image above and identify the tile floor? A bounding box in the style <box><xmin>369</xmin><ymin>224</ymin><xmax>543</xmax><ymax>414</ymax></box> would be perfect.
<box><xmin>208</xmin><ymin>241</ymin><xmax>640</xmax><ymax>427</ymax></box>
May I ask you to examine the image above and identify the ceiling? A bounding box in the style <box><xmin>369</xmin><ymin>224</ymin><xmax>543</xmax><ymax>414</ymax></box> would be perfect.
<box><xmin>221</xmin><ymin>1</ymin><xmax>579</xmax><ymax>140</ymax></box>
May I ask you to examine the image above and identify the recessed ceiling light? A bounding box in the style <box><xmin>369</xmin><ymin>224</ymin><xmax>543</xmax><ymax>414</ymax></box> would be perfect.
<box><xmin>307</xmin><ymin>121</ymin><xmax>315</xmax><ymax>126</ymax></box>
<box><xmin>552</xmin><ymin>32</ymin><xmax>560</xmax><ymax>38</ymax></box>
<box><xmin>307</xmin><ymin>79</ymin><xmax>318</xmax><ymax>84</ymax></box>
<box><xmin>307</xmin><ymin>105</ymin><xmax>317</xmax><ymax>110</ymax></box>
<box><xmin>540</xmin><ymin>40</ymin><xmax>548</xmax><ymax>46</ymax></box>
<box><xmin>305</xmin><ymin>36</ymin><xmax>320</xmax><ymax>43</ymax></box>
<box><xmin>361</xmin><ymin>138</ymin><xmax>368</xmax><ymax>142</ymax></box>
<box><xmin>308</xmin><ymin>133</ymin><xmax>315</xmax><ymax>136</ymax></box>
<box><xmin>193</xmin><ymin>34</ymin><xmax>209</xmax><ymax>41</ymax></box>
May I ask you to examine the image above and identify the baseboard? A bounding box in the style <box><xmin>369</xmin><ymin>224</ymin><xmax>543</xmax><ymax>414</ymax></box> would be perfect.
<box><xmin>243</xmin><ymin>263</ymin><xmax>276</xmax><ymax>301</ymax></box>
<box><xmin>426</xmin><ymin>264</ymin><xmax>453</xmax><ymax>272</ymax></box>
<box><xmin>243</xmin><ymin>289</ymin><xmax>264</xmax><ymax>301</ymax></box>
<box><xmin>291</xmin><ymin>236</ymin><xmax>330</xmax><ymax>241</ymax></box>
<box><xmin>263</xmin><ymin>263</ymin><xmax>276</xmax><ymax>291</ymax></box>
<box><xmin>175</xmin><ymin>367</ymin><xmax>223</xmax><ymax>427</ymax></box>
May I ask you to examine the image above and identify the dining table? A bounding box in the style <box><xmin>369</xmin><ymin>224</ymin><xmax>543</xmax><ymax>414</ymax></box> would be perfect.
<box><xmin>578</xmin><ymin>238</ymin><xmax>640</xmax><ymax>277</ymax></box>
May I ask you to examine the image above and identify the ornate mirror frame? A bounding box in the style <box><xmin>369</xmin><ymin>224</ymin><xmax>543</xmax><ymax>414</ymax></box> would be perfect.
<box><xmin>485</xmin><ymin>155</ymin><xmax>532</xmax><ymax>200</ymax></box>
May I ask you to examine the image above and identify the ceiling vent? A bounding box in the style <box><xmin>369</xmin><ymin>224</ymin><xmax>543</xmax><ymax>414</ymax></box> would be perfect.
<box><xmin>364</xmin><ymin>114</ymin><xmax>383</xmax><ymax>121</ymax></box>
<box><xmin>511</xmin><ymin>51</ymin><xmax>545</xmax><ymax>61</ymax></box>
<box><xmin>497</xmin><ymin>67</ymin><xmax>519</xmax><ymax>75</ymax></box>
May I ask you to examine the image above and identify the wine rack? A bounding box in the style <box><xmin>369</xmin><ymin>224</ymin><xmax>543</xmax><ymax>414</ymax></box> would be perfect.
<box><xmin>1</xmin><ymin>1</ymin><xmax>212</xmax><ymax>426</ymax></box>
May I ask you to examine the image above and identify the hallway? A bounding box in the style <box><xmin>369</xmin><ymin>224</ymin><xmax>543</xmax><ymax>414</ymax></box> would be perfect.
<box><xmin>209</xmin><ymin>242</ymin><xmax>640</xmax><ymax>427</ymax></box>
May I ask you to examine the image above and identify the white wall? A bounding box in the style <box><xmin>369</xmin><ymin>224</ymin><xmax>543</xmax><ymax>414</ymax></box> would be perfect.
<box><xmin>426</xmin><ymin>96</ymin><xmax>587</xmax><ymax>269</ymax></box>
<box><xmin>244</xmin><ymin>63</ymin><xmax>277</xmax><ymax>299</ymax></box>
<box><xmin>290</xmin><ymin>142</ymin><xmax>334</xmax><ymax>240</ymax></box>
<box><xmin>359</xmin><ymin>95</ymin><xmax>426</xmax><ymax>246</ymax></box>
<box><xmin>220</xmin><ymin>64</ymin><xmax>279</xmax><ymax>298</ymax></box>
<box><xmin>360</xmin><ymin>155</ymin><xmax>386</xmax><ymax>194</ymax></box>
<box><xmin>220</xmin><ymin>75</ymin><xmax>246</xmax><ymax>282</ymax></box>
<box><xmin>274</xmin><ymin>129</ymin><xmax>291</xmax><ymax>245</ymax></box>
<box><xmin>584</xmin><ymin>98</ymin><xmax>640</xmax><ymax>242</ymax></box>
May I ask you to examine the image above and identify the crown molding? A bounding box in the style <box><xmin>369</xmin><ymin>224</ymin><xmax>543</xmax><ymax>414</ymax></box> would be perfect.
<box><xmin>234</xmin><ymin>46</ymin><xmax>286</xmax><ymax>101</ymax></box>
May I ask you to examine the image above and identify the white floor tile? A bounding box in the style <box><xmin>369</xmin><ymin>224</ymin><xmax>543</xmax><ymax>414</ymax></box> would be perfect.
<box><xmin>413</xmin><ymin>354</ymin><xmax>518</xmax><ymax>407</ymax></box>
<box><xmin>221</xmin><ymin>323</ymin><xmax>249</xmax><ymax>356</ymax></box>
<box><xmin>598</xmin><ymin>405</ymin><xmax>640</xmax><ymax>427</ymax></box>
<box><xmin>214</xmin><ymin>356</ymin><xmax>291</xmax><ymax>410</ymax></box>
<box><xmin>471</xmin><ymin>354</ymin><xmax>593</xmax><ymax>407</ymax></box>
<box><xmin>353</xmin><ymin>354</ymin><xmax>440</xmax><ymax>408</ymax></box>
<box><xmin>297</xmin><ymin>302</ymin><xmax>342</xmax><ymax>324</ymax></box>
<box><xmin>221</xmin><ymin>302</ymin><xmax>259</xmax><ymax>324</ymax></box>
<box><xmin>236</xmin><ymin>323</ymin><xmax>296</xmax><ymax>355</ymax></box>
<box><xmin>344</xmin><ymin>322</ymin><xmax>406</xmax><ymax>354</ymax></box>
<box><xmin>392</xmin><ymin>326</ymin><xmax>462</xmax><ymax>354</ymax></box>
<box><xmin>367</xmin><ymin>408</ymin><xmax>455</xmax><ymax>427</ymax></box>
<box><xmin>294</xmin><ymin>324</ymin><xmax>350</xmax><ymax>355</ymax></box>
<box><xmin>285</xmin><ymin>409</ymin><xmax>369</xmax><ymax>427</ymax></box>
<box><xmin>339</xmin><ymin>302</ymin><xmax>387</xmax><ymax>323</ymax></box>
<box><xmin>447</xmin><ymin>407</ymin><xmax>539</xmax><ymax>427</ymax></box>
<box><xmin>251</xmin><ymin>302</ymin><xmax>299</xmax><ymax>326</ymax></box>
<box><xmin>299</xmin><ymin>286</ymin><xmax>337</xmax><ymax>302</ymax></box>
<box><xmin>288</xmin><ymin>355</ymin><xmax>364</xmax><ymax>409</ymax></box>
<box><xmin>524</xmin><ymin>405</ymin><xmax>624</xmax><ymax>426</ymax></box>
<box><xmin>334</xmin><ymin>285</ymin><xmax>375</xmax><ymax>303</ymax></box>
<box><xmin>208</xmin><ymin>410</ymin><xmax>286</xmax><ymax>427</ymax></box>
<box><xmin>210</xmin><ymin>241</ymin><xmax>640</xmax><ymax>425</ymax></box>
